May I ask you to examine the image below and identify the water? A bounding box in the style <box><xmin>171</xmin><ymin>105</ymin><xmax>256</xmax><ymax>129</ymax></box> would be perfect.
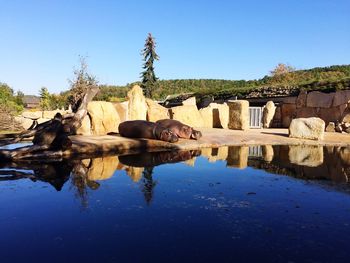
<box><xmin>1</xmin><ymin>145</ymin><xmax>350</xmax><ymax>262</ymax></box>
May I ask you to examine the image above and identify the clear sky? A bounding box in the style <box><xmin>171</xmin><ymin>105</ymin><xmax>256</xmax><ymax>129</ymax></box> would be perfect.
<box><xmin>0</xmin><ymin>0</ymin><xmax>349</xmax><ymax>95</ymax></box>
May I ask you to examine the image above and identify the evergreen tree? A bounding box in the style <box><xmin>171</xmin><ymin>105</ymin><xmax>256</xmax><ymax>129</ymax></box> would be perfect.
<box><xmin>141</xmin><ymin>33</ymin><xmax>159</xmax><ymax>98</ymax></box>
<box><xmin>39</xmin><ymin>87</ymin><xmax>50</xmax><ymax>110</ymax></box>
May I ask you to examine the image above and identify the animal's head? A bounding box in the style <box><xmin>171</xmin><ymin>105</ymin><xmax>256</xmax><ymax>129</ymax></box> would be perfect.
<box><xmin>191</xmin><ymin>130</ymin><xmax>202</xmax><ymax>140</ymax></box>
<box><xmin>160</xmin><ymin>129</ymin><xmax>179</xmax><ymax>143</ymax></box>
<box><xmin>179</xmin><ymin>125</ymin><xmax>193</xmax><ymax>139</ymax></box>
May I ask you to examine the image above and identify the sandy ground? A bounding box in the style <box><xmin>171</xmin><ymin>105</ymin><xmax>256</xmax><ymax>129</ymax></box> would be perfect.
<box><xmin>67</xmin><ymin>128</ymin><xmax>350</xmax><ymax>156</ymax></box>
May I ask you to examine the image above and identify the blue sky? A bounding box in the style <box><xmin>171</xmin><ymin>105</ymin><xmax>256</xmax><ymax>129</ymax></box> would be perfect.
<box><xmin>0</xmin><ymin>0</ymin><xmax>349</xmax><ymax>95</ymax></box>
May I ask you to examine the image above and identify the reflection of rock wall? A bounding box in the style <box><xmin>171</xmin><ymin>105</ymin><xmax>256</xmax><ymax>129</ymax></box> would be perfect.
<box><xmin>262</xmin><ymin>145</ymin><xmax>274</xmax><ymax>162</ymax></box>
<box><xmin>275</xmin><ymin>90</ymin><xmax>350</xmax><ymax>128</ymax></box>
<box><xmin>125</xmin><ymin>167</ymin><xmax>144</xmax><ymax>182</ymax></box>
<box><xmin>86</xmin><ymin>156</ymin><xmax>120</xmax><ymax>181</ymax></box>
<box><xmin>261</xmin><ymin>145</ymin><xmax>350</xmax><ymax>183</ymax></box>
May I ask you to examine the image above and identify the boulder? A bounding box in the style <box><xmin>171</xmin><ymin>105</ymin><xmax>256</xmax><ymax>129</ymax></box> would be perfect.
<box><xmin>76</xmin><ymin>115</ymin><xmax>92</xmax><ymax>135</ymax></box>
<box><xmin>262</xmin><ymin>101</ymin><xmax>276</xmax><ymax>128</ymax></box>
<box><xmin>146</xmin><ymin>99</ymin><xmax>170</xmax><ymax>122</ymax></box>
<box><xmin>332</xmin><ymin>90</ymin><xmax>350</xmax><ymax>107</ymax></box>
<box><xmin>113</xmin><ymin>101</ymin><xmax>129</xmax><ymax>122</ymax></box>
<box><xmin>325</xmin><ymin>122</ymin><xmax>335</xmax><ymax>132</ymax></box>
<box><xmin>170</xmin><ymin>105</ymin><xmax>205</xmax><ymax>127</ymax></box>
<box><xmin>22</xmin><ymin>111</ymin><xmax>42</xmax><ymax>120</ymax></box>
<box><xmin>289</xmin><ymin>117</ymin><xmax>325</xmax><ymax>140</ymax></box>
<box><xmin>182</xmin><ymin>96</ymin><xmax>196</xmax><ymax>106</ymax></box>
<box><xmin>288</xmin><ymin>145</ymin><xmax>323</xmax><ymax>167</ymax></box>
<box><xmin>87</xmin><ymin>101</ymin><xmax>121</xmax><ymax>135</ymax></box>
<box><xmin>227</xmin><ymin>100</ymin><xmax>249</xmax><ymax>130</ymax></box>
<box><xmin>281</xmin><ymin>103</ymin><xmax>296</xmax><ymax>127</ymax></box>
<box><xmin>306</xmin><ymin>91</ymin><xmax>334</xmax><ymax>108</ymax></box>
<box><xmin>14</xmin><ymin>116</ymin><xmax>33</xmax><ymax>130</ymax></box>
<box><xmin>127</xmin><ymin>85</ymin><xmax>147</xmax><ymax>120</ymax></box>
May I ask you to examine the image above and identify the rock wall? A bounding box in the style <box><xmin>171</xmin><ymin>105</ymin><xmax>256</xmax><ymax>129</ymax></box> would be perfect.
<box><xmin>273</xmin><ymin>90</ymin><xmax>350</xmax><ymax>129</ymax></box>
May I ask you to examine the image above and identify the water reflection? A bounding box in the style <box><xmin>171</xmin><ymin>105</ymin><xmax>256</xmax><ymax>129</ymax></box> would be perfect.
<box><xmin>2</xmin><ymin>145</ymin><xmax>350</xmax><ymax>207</ymax></box>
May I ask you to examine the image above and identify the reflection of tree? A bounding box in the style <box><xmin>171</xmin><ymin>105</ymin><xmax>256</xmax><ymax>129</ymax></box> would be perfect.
<box><xmin>0</xmin><ymin>159</ymin><xmax>100</xmax><ymax>209</ymax></box>
<box><xmin>70</xmin><ymin>161</ymin><xmax>100</xmax><ymax>210</ymax></box>
<box><xmin>141</xmin><ymin>167</ymin><xmax>157</xmax><ymax>205</ymax></box>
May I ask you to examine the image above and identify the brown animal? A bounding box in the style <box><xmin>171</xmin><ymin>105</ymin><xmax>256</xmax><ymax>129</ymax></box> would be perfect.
<box><xmin>156</xmin><ymin>119</ymin><xmax>202</xmax><ymax>140</ymax></box>
<box><xmin>118</xmin><ymin>120</ymin><xmax>178</xmax><ymax>143</ymax></box>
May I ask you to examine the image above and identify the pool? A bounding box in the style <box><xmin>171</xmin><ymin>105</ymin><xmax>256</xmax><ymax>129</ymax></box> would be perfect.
<box><xmin>1</xmin><ymin>145</ymin><xmax>350</xmax><ymax>262</ymax></box>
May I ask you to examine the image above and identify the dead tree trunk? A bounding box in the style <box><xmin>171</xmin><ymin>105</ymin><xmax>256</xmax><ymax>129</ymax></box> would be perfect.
<box><xmin>0</xmin><ymin>86</ymin><xmax>99</xmax><ymax>161</ymax></box>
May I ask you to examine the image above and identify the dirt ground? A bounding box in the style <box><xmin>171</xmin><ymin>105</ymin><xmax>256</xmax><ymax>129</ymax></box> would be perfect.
<box><xmin>67</xmin><ymin>128</ymin><xmax>350</xmax><ymax>157</ymax></box>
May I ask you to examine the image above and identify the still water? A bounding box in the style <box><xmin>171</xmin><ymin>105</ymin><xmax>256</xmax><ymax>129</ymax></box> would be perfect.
<box><xmin>1</xmin><ymin>145</ymin><xmax>350</xmax><ymax>262</ymax></box>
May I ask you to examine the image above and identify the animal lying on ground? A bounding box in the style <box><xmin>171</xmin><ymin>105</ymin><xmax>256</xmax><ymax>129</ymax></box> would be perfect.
<box><xmin>156</xmin><ymin>119</ymin><xmax>202</xmax><ymax>140</ymax></box>
<box><xmin>118</xmin><ymin>120</ymin><xmax>178</xmax><ymax>143</ymax></box>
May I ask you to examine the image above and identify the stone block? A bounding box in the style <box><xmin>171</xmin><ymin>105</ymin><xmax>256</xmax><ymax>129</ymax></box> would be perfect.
<box><xmin>227</xmin><ymin>100</ymin><xmax>249</xmax><ymax>130</ymax></box>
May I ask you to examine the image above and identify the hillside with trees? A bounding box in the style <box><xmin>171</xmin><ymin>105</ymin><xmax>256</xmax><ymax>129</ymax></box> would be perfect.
<box><xmin>96</xmin><ymin>64</ymin><xmax>350</xmax><ymax>101</ymax></box>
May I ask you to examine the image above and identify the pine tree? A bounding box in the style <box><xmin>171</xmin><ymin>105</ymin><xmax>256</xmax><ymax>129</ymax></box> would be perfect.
<box><xmin>39</xmin><ymin>87</ymin><xmax>50</xmax><ymax>110</ymax></box>
<box><xmin>141</xmin><ymin>33</ymin><xmax>159</xmax><ymax>98</ymax></box>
